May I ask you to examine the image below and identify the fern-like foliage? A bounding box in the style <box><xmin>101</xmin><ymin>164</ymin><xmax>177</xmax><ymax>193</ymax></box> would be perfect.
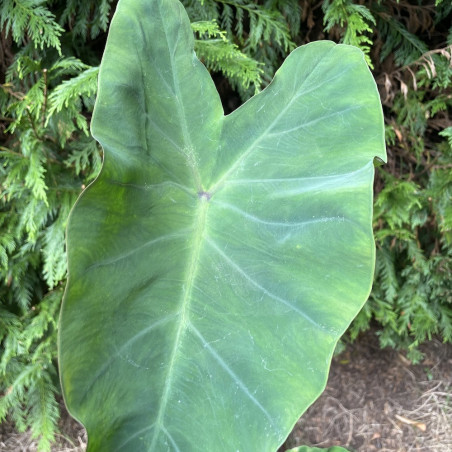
<box><xmin>183</xmin><ymin>0</ymin><xmax>298</xmax><ymax>92</ymax></box>
<box><xmin>323</xmin><ymin>0</ymin><xmax>376</xmax><ymax>67</ymax></box>
<box><xmin>192</xmin><ymin>20</ymin><xmax>263</xmax><ymax>91</ymax></box>
<box><xmin>0</xmin><ymin>292</ymin><xmax>61</xmax><ymax>452</ymax></box>
<box><xmin>376</xmin><ymin>12</ymin><xmax>429</xmax><ymax>66</ymax></box>
<box><xmin>58</xmin><ymin>0</ymin><xmax>114</xmax><ymax>40</ymax></box>
<box><xmin>0</xmin><ymin>7</ymin><xmax>102</xmax><ymax>446</ymax></box>
<box><xmin>185</xmin><ymin>0</ymin><xmax>295</xmax><ymax>51</ymax></box>
<box><xmin>0</xmin><ymin>0</ymin><xmax>63</xmax><ymax>52</ymax></box>
<box><xmin>47</xmin><ymin>65</ymin><xmax>99</xmax><ymax>135</ymax></box>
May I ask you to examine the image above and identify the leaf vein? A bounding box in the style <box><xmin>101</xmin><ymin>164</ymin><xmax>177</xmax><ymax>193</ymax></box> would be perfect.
<box><xmin>206</xmin><ymin>238</ymin><xmax>323</xmax><ymax>329</ymax></box>
<box><xmin>162</xmin><ymin>425</ymin><xmax>182</xmax><ymax>452</ymax></box>
<box><xmin>189</xmin><ymin>323</ymin><xmax>274</xmax><ymax>424</ymax></box>
<box><xmin>227</xmin><ymin>166</ymin><xmax>370</xmax><ymax>185</ymax></box>
<box><xmin>214</xmin><ymin>200</ymin><xmax>341</xmax><ymax>228</ymax></box>
<box><xmin>106</xmin><ymin>179</ymin><xmax>193</xmax><ymax>196</ymax></box>
<box><xmin>79</xmin><ymin>314</ymin><xmax>177</xmax><ymax>405</ymax></box>
<box><xmin>114</xmin><ymin>423</ymin><xmax>155</xmax><ymax>451</ymax></box>
<box><xmin>266</xmin><ymin>105</ymin><xmax>362</xmax><ymax>138</ymax></box>
<box><xmin>82</xmin><ymin>229</ymin><xmax>192</xmax><ymax>274</ymax></box>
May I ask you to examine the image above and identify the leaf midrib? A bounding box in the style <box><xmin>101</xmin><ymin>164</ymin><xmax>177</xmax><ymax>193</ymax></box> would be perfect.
<box><xmin>149</xmin><ymin>197</ymin><xmax>209</xmax><ymax>449</ymax></box>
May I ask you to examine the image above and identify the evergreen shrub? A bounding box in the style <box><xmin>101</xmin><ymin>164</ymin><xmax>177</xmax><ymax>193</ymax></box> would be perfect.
<box><xmin>0</xmin><ymin>0</ymin><xmax>451</xmax><ymax>449</ymax></box>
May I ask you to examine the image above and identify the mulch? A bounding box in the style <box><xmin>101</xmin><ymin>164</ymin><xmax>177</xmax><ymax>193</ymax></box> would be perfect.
<box><xmin>281</xmin><ymin>330</ymin><xmax>452</xmax><ymax>452</ymax></box>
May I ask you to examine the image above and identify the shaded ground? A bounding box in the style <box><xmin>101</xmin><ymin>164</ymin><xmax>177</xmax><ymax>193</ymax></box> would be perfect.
<box><xmin>1</xmin><ymin>331</ymin><xmax>451</xmax><ymax>451</ymax></box>
<box><xmin>281</xmin><ymin>332</ymin><xmax>452</xmax><ymax>452</ymax></box>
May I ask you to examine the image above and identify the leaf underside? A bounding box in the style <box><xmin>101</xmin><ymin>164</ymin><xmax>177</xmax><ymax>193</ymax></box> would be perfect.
<box><xmin>58</xmin><ymin>0</ymin><xmax>386</xmax><ymax>451</ymax></box>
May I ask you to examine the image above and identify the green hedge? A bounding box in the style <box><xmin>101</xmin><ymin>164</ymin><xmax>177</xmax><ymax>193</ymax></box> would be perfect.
<box><xmin>1</xmin><ymin>0</ymin><xmax>451</xmax><ymax>449</ymax></box>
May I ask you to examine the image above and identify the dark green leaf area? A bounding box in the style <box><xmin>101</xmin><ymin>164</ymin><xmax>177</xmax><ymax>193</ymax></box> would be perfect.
<box><xmin>59</xmin><ymin>0</ymin><xmax>385</xmax><ymax>451</ymax></box>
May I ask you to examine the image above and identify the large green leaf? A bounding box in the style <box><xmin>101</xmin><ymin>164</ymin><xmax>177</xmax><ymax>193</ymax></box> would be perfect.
<box><xmin>58</xmin><ymin>0</ymin><xmax>385</xmax><ymax>450</ymax></box>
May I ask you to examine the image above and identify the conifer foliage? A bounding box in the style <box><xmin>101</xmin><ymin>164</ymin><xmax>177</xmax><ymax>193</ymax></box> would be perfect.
<box><xmin>1</xmin><ymin>2</ymin><xmax>111</xmax><ymax>449</ymax></box>
<box><xmin>1</xmin><ymin>0</ymin><xmax>451</xmax><ymax>449</ymax></box>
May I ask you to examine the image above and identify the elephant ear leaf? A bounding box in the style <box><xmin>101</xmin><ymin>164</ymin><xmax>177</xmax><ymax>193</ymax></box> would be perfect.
<box><xmin>58</xmin><ymin>0</ymin><xmax>386</xmax><ymax>451</ymax></box>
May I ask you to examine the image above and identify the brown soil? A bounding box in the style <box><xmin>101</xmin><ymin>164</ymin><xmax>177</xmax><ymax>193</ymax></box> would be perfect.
<box><xmin>281</xmin><ymin>331</ymin><xmax>452</xmax><ymax>452</ymax></box>
<box><xmin>1</xmin><ymin>331</ymin><xmax>451</xmax><ymax>452</ymax></box>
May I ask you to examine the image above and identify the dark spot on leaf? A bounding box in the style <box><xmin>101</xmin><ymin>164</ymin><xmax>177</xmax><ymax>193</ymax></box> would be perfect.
<box><xmin>198</xmin><ymin>191</ymin><xmax>211</xmax><ymax>201</ymax></box>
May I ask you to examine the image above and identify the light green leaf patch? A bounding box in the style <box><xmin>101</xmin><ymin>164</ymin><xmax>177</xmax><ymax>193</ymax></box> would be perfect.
<box><xmin>58</xmin><ymin>0</ymin><xmax>385</xmax><ymax>451</ymax></box>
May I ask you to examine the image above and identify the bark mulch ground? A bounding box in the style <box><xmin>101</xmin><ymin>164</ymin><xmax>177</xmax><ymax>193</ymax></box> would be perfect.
<box><xmin>1</xmin><ymin>330</ymin><xmax>451</xmax><ymax>451</ymax></box>
<box><xmin>282</xmin><ymin>331</ymin><xmax>452</xmax><ymax>452</ymax></box>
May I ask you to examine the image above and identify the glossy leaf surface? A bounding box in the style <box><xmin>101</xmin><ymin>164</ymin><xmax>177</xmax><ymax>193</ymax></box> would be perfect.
<box><xmin>58</xmin><ymin>0</ymin><xmax>386</xmax><ymax>450</ymax></box>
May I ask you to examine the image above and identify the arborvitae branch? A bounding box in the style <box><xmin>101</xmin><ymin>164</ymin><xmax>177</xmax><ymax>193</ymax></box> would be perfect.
<box><xmin>0</xmin><ymin>0</ymin><xmax>63</xmax><ymax>53</ymax></box>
